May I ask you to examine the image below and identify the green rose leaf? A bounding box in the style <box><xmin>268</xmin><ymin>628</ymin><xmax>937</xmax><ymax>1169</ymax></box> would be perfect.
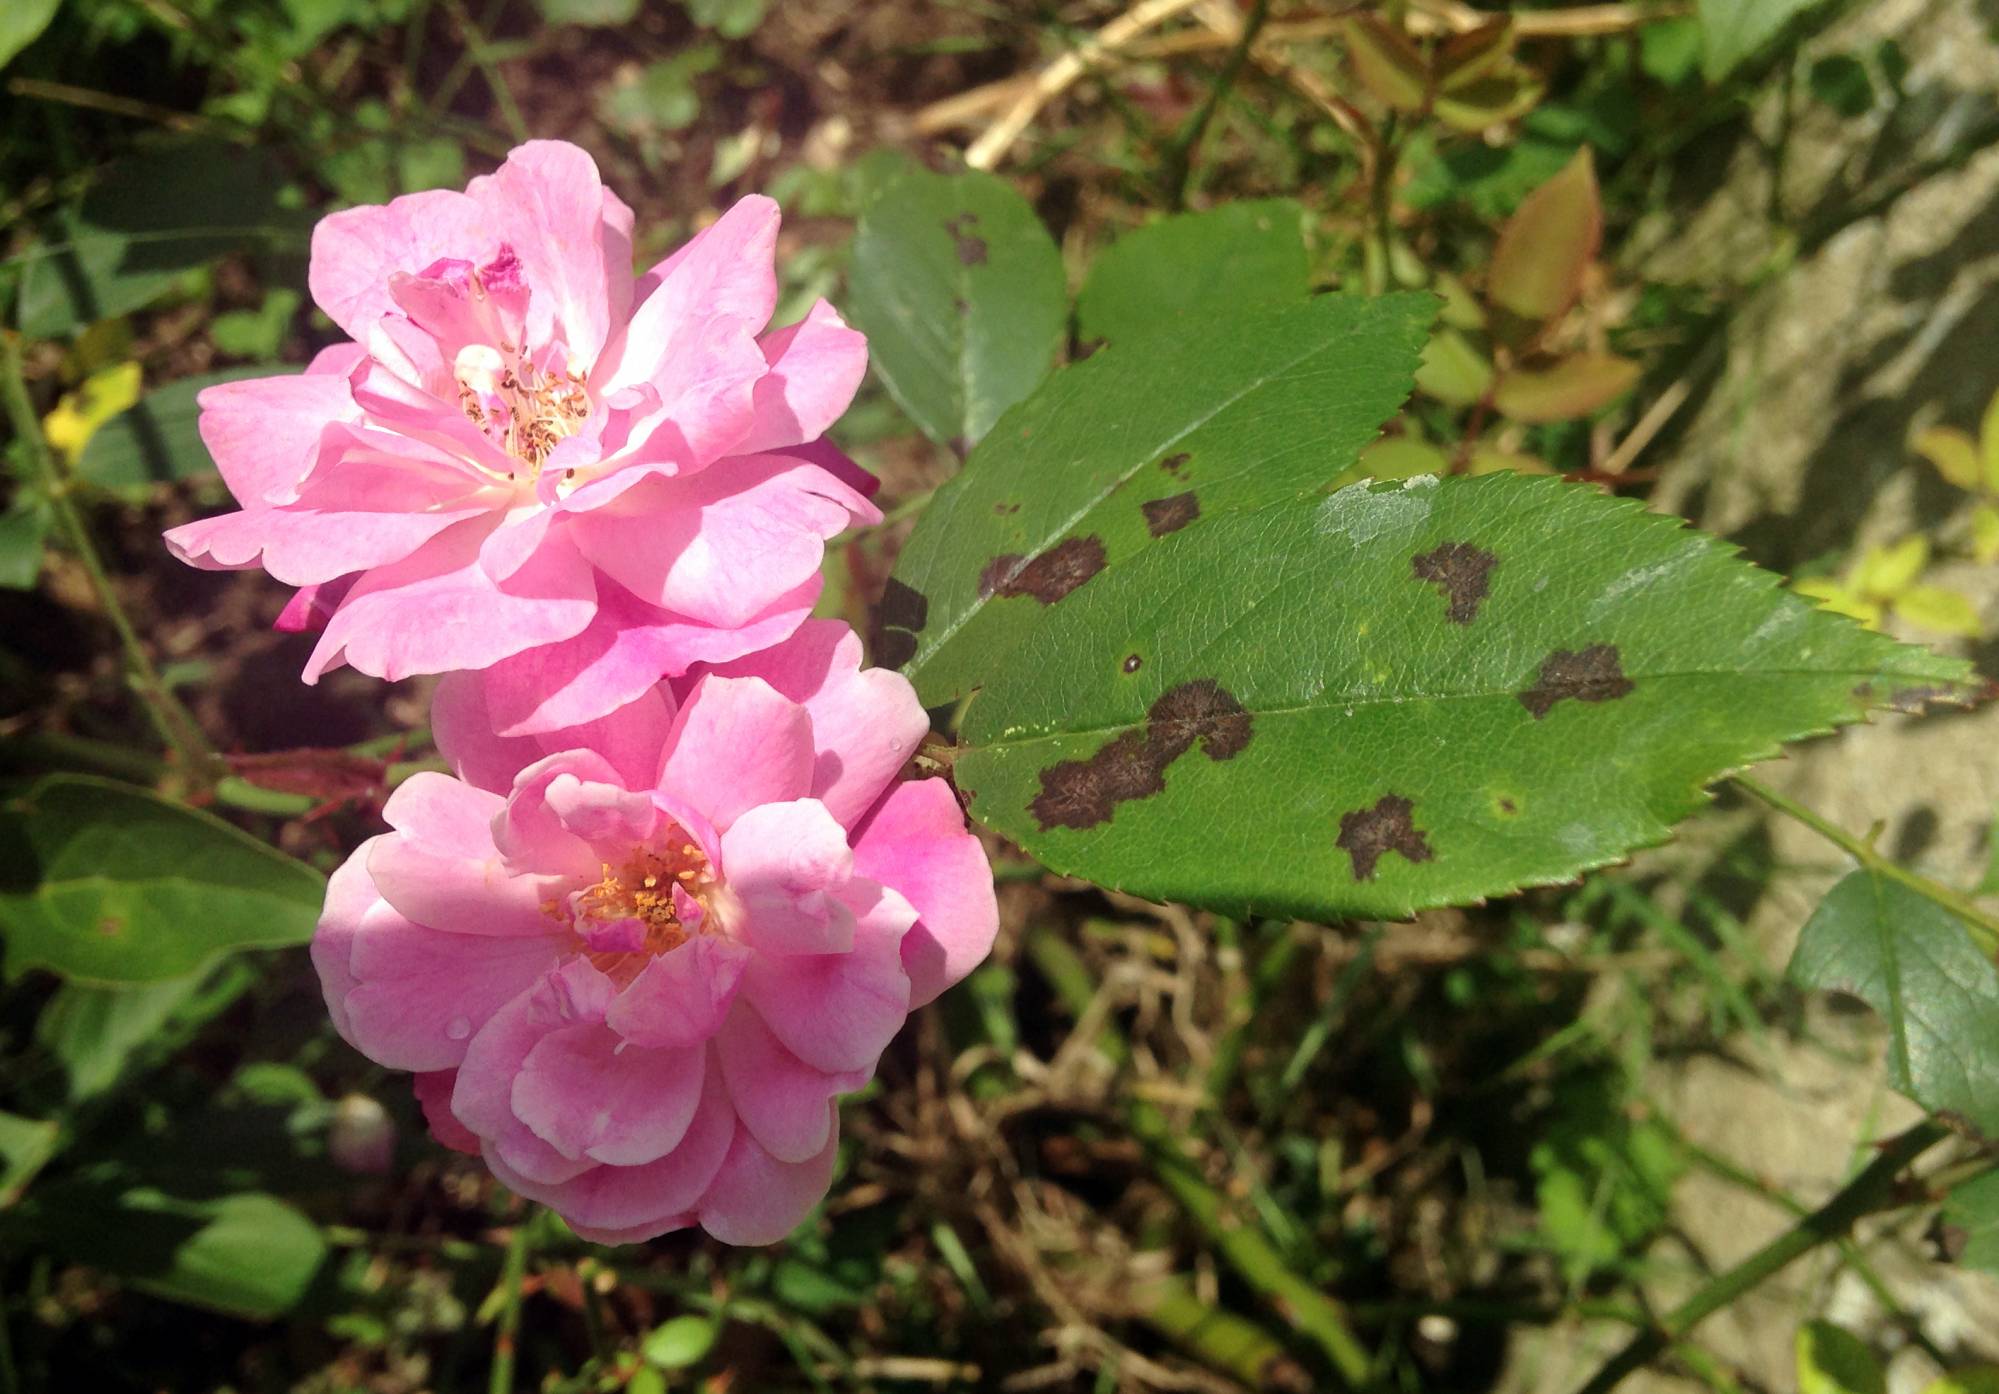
<box><xmin>1943</xmin><ymin>1169</ymin><xmax>1999</xmax><ymax>1280</ymax></box>
<box><xmin>1075</xmin><ymin>199</ymin><xmax>1309</xmax><ymax>349</ymax></box>
<box><xmin>846</xmin><ymin>162</ymin><xmax>1067</xmax><ymax>453</ymax></box>
<box><xmin>955</xmin><ymin>474</ymin><xmax>1971</xmax><ymax>920</ymax></box>
<box><xmin>1789</xmin><ymin>870</ymin><xmax>1999</xmax><ymax>1135</ymax></box>
<box><xmin>0</xmin><ymin>776</ymin><xmax>324</xmax><ymax>985</ymax></box>
<box><xmin>10</xmin><ymin>1182</ymin><xmax>325</xmax><ymax>1319</ymax></box>
<box><xmin>883</xmin><ymin>292</ymin><xmax>1436</xmax><ymax>701</ymax></box>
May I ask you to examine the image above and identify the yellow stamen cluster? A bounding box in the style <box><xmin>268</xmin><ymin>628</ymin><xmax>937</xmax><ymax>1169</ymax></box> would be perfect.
<box><xmin>455</xmin><ymin>353</ymin><xmax>592</xmax><ymax>473</ymax></box>
<box><xmin>549</xmin><ymin>838</ymin><xmax>714</xmax><ymax>983</ymax></box>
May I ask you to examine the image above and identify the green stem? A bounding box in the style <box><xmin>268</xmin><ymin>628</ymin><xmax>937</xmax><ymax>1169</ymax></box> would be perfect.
<box><xmin>1132</xmin><ymin>1274</ymin><xmax>1311</xmax><ymax>1393</ymax></box>
<box><xmin>440</xmin><ymin>0</ymin><xmax>531</xmax><ymax>145</ymax></box>
<box><xmin>1566</xmin><ymin>1120</ymin><xmax>1948</xmax><ymax>1394</ymax></box>
<box><xmin>1160</xmin><ymin>0</ymin><xmax>1271</xmax><ymax>210</ymax></box>
<box><xmin>489</xmin><ymin>1223</ymin><xmax>531</xmax><ymax>1394</ymax></box>
<box><xmin>1734</xmin><ymin>776</ymin><xmax>1999</xmax><ymax>956</ymax></box>
<box><xmin>0</xmin><ymin>332</ymin><xmax>218</xmax><ymax>790</ymax></box>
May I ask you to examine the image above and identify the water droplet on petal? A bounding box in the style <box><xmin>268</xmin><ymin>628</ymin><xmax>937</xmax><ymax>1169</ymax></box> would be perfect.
<box><xmin>446</xmin><ymin>1016</ymin><xmax>472</xmax><ymax>1041</ymax></box>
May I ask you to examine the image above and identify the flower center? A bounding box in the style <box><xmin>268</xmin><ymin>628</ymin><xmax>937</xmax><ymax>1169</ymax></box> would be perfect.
<box><xmin>453</xmin><ymin>343</ymin><xmax>591</xmax><ymax>474</ymax></box>
<box><xmin>547</xmin><ymin>832</ymin><xmax>716</xmax><ymax>984</ymax></box>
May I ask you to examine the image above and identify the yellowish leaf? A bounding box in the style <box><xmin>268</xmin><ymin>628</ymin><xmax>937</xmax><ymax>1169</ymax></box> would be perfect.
<box><xmin>1894</xmin><ymin>584</ymin><xmax>1984</xmax><ymax>638</ymax></box>
<box><xmin>1492</xmin><ymin>353</ymin><xmax>1639</xmax><ymax>423</ymax></box>
<box><xmin>1467</xmin><ymin>447</ymin><xmax>1553</xmax><ymax>476</ymax></box>
<box><xmin>41</xmin><ymin>362</ymin><xmax>142</xmax><ymax>465</ymax></box>
<box><xmin>1357</xmin><ymin>436</ymin><xmax>1450</xmax><ymax>480</ymax></box>
<box><xmin>1852</xmin><ymin>537</ymin><xmax>1928</xmax><ymax>598</ymax></box>
<box><xmin>1913</xmin><ymin>426</ymin><xmax>1981</xmax><ymax>492</ymax></box>
<box><xmin>1415</xmin><ymin>329</ymin><xmax>1494</xmax><ymax>407</ymax></box>
<box><xmin>1982</xmin><ymin>388</ymin><xmax>1999</xmax><ymax>493</ymax></box>
<box><xmin>1972</xmin><ymin>504</ymin><xmax>1999</xmax><ymax>564</ymax></box>
<box><xmin>1794</xmin><ymin>578</ymin><xmax>1883</xmax><ymax>629</ymax></box>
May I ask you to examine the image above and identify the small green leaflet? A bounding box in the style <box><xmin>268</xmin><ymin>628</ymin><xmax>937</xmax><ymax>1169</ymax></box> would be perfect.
<box><xmin>845</xmin><ymin>163</ymin><xmax>1066</xmax><ymax>453</ymax></box>
<box><xmin>956</xmin><ymin>475</ymin><xmax>1972</xmax><ymax>920</ymax></box>
<box><xmin>884</xmin><ymin>292</ymin><xmax>1436</xmax><ymax>703</ymax></box>
<box><xmin>0</xmin><ymin>775</ymin><xmax>325</xmax><ymax>985</ymax></box>
<box><xmin>1075</xmin><ymin>199</ymin><xmax>1310</xmax><ymax>349</ymax></box>
<box><xmin>1699</xmin><ymin>0</ymin><xmax>1834</xmax><ymax>79</ymax></box>
<box><xmin>1789</xmin><ymin>870</ymin><xmax>1999</xmax><ymax>1136</ymax></box>
<box><xmin>1944</xmin><ymin>1169</ymin><xmax>1999</xmax><ymax>1279</ymax></box>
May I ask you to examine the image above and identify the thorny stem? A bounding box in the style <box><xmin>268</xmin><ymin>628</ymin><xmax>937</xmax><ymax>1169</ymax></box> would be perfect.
<box><xmin>1733</xmin><ymin>776</ymin><xmax>1999</xmax><ymax>957</ymax></box>
<box><xmin>0</xmin><ymin>331</ymin><xmax>219</xmax><ymax>791</ymax></box>
<box><xmin>1566</xmin><ymin>1120</ymin><xmax>1948</xmax><ymax>1394</ymax></box>
<box><xmin>488</xmin><ymin>1223</ymin><xmax>531</xmax><ymax>1394</ymax></box>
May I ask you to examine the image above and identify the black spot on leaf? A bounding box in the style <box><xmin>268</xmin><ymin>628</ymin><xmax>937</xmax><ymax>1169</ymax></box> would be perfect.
<box><xmin>1030</xmin><ymin>680</ymin><xmax>1252</xmax><ymax>830</ymax></box>
<box><xmin>1160</xmin><ymin>452</ymin><xmax>1191</xmax><ymax>474</ymax></box>
<box><xmin>1122</xmin><ymin>654</ymin><xmax>1143</xmax><ymax>674</ymax></box>
<box><xmin>1519</xmin><ymin>644</ymin><xmax>1635</xmax><ymax>719</ymax></box>
<box><xmin>978</xmin><ymin>536</ymin><xmax>1107</xmax><ymax>604</ymax></box>
<box><xmin>869</xmin><ymin>578</ymin><xmax>928</xmax><ymax>669</ymax></box>
<box><xmin>1412</xmin><ymin>542</ymin><xmax>1499</xmax><ymax>624</ymax></box>
<box><xmin>944</xmin><ymin>212</ymin><xmax>987</xmax><ymax>265</ymax></box>
<box><xmin>1336</xmin><ymin>795</ymin><xmax>1434</xmax><ymax>881</ymax></box>
<box><xmin>1142</xmin><ymin>491</ymin><xmax>1200</xmax><ymax>538</ymax></box>
<box><xmin>994</xmin><ymin>501</ymin><xmax>1020</xmax><ymax>515</ymax></box>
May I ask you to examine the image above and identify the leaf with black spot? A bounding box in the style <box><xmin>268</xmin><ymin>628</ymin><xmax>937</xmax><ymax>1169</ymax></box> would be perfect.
<box><xmin>846</xmin><ymin>161</ymin><xmax>1066</xmax><ymax>453</ymax></box>
<box><xmin>892</xmin><ymin>292</ymin><xmax>1438</xmax><ymax>704</ymax></box>
<box><xmin>956</xmin><ymin>475</ymin><xmax>1975</xmax><ymax>919</ymax></box>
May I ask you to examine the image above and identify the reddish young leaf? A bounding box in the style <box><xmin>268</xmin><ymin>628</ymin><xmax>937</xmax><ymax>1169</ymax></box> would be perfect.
<box><xmin>1343</xmin><ymin>14</ymin><xmax>1430</xmax><ymax>112</ymax></box>
<box><xmin>1487</xmin><ymin>148</ymin><xmax>1602</xmax><ymax>336</ymax></box>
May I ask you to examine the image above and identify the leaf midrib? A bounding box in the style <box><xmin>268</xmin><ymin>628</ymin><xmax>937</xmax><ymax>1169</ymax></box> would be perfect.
<box><xmin>911</xmin><ymin>308</ymin><xmax>1406</xmax><ymax>682</ymax></box>
<box><xmin>967</xmin><ymin>664</ymin><xmax>1917</xmax><ymax>753</ymax></box>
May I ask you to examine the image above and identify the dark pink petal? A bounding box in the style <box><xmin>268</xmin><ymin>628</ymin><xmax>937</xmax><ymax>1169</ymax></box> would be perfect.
<box><xmin>512</xmin><ymin>1024</ymin><xmax>704</xmax><ymax>1165</ymax></box>
<box><xmin>605</xmin><ymin>936</ymin><xmax>751</xmax><ymax>1049</ymax></box>
<box><xmin>570</xmin><ymin>455</ymin><xmax>872</xmax><ymax>629</ymax></box>
<box><xmin>484</xmin><ymin>1053</ymin><xmax>736</xmax><ymax>1232</ymax></box>
<box><xmin>413</xmin><ymin>1070</ymin><xmax>483</xmax><ymax>1155</ymax></box>
<box><xmin>309</xmin><ymin>187</ymin><xmax>491</xmax><ymax>341</ymax></box>
<box><xmin>381</xmin><ymin>771</ymin><xmax>505</xmax><ymax>859</ymax></box>
<box><xmin>195</xmin><ymin>373</ymin><xmax>359</xmax><ymax>507</ymax></box>
<box><xmin>658</xmin><ymin>675</ymin><xmax>814</xmax><ymax>832</ymax></box>
<box><xmin>852</xmin><ymin>779</ymin><xmax>999</xmax><ymax>1010</ymax></box>
<box><xmin>273</xmin><ymin>577</ymin><xmax>354</xmax><ymax>633</ymax></box>
<box><xmin>739</xmin><ymin>882</ymin><xmax>915</xmax><ymax>1074</ymax></box>
<box><xmin>716</xmin><ymin>1005</ymin><xmax>867</xmax><ymax>1163</ymax></box>
<box><xmin>733</xmin><ymin>300</ymin><xmax>868</xmax><ymax>457</ymax></box>
<box><xmin>704</xmin><ymin>619</ymin><xmax>929</xmax><ymax>828</ymax></box>
<box><xmin>717</xmin><ymin>799</ymin><xmax>856</xmax><ymax>956</ymax></box>
<box><xmin>466</xmin><ymin>141</ymin><xmax>627</xmax><ymax>369</ymax></box>
<box><xmin>693</xmin><ymin>1116</ymin><xmax>838</xmax><ymax>1246</ymax></box>
<box><xmin>303</xmin><ymin>517</ymin><xmax>597</xmax><ymax>683</ymax></box>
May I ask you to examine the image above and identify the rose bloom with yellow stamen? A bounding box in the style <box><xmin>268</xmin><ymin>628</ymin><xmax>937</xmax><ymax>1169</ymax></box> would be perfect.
<box><xmin>165</xmin><ymin>140</ymin><xmax>879</xmax><ymax>743</ymax></box>
<box><xmin>311</xmin><ymin>621</ymin><xmax>997</xmax><ymax>1245</ymax></box>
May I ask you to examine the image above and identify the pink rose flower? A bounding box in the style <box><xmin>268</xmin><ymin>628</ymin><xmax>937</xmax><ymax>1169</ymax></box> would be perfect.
<box><xmin>311</xmin><ymin>621</ymin><xmax>997</xmax><ymax>1244</ymax></box>
<box><xmin>166</xmin><ymin>140</ymin><xmax>877</xmax><ymax>734</ymax></box>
